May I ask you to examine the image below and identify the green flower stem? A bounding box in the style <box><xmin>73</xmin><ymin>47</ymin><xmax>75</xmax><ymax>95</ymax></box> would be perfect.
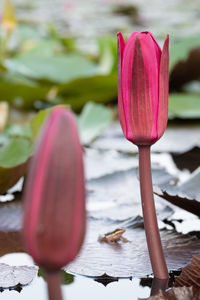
<box><xmin>138</xmin><ymin>145</ymin><xmax>168</xmax><ymax>279</ymax></box>
<box><xmin>46</xmin><ymin>270</ymin><xmax>63</xmax><ymax>300</ymax></box>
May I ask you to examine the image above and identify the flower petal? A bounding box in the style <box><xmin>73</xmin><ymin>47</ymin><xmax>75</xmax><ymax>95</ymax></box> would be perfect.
<box><xmin>157</xmin><ymin>34</ymin><xmax>169</xmax><ymax>139</ymax></box>
<box><xmin>117</xmin><ymin>32</ymin><xmax>126</xmax><ymax>136</ymax></box>
<box><xmin>143</xmin><ymin>31</ymin><xmax>162</xmax><ymax>63</ymax></box>
<box><xmin>122</xmin><ymin>33</ymin><xmax>160</xmax><ymax>144</ymax></box>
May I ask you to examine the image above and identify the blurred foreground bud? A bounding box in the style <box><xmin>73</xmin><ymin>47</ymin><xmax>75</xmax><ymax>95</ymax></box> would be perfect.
<box><xmin>23</xmin><ymin>107</ymin><xmax>86</xmax><ymax>270</ymax></box>
<box><xmin>2</xmin><ymin>0</ymin><xmax>17</xmax><ymax>32</ymax></box>
<box><xmin>118</xmin><ymin>31</ymin><xmax>169</xmax><ymax>146</ymax></box>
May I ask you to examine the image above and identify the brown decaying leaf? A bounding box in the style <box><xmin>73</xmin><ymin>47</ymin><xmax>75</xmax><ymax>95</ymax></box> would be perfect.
<box><xmin>170</xmin><ymin>47</ymin><xmax>200</xmax><ymax>91</ymax></box>
<box><xmin>156</xmin><ymin>191</ymin><xmax>200</xmax><ymax>217</ymax></box>
<box><xmin>139</xmin><ymin>286</ymin><xmax>200</xmax><ymax>300</ymax></box>
<box><xmin>0</xmin><ymin>158</ymin><xmax>29</xmax><ymax>194</ymax></box>
<box><xmin>171</xmin><ymin>147</ymin><xmax>200</xmax><ymax>173</ymax></box>
<box><xmin>175</xmin><ymin>254</ymin><xmax>200</xmax><ymax>288</ymax></box>
<box><xmin>0</xmin><ymin>231</ymin><xmax>23</xmax><ymax>257</ymax></box>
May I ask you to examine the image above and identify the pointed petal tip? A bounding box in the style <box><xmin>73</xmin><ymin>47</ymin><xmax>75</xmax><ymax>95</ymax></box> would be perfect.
<box><xmin>163</xmin><ymin>34</ymin><xmax>169</xmax><ymax>46</ymax></box>
<box><xmin>162</xmin><ymin>34</ymin><xmax>169</xmax><ymax>54</ymax></box>
<box><xmin>117</xmin><ymin>32</ymin><xmax>125</xmax><ymax>44</ymax></box>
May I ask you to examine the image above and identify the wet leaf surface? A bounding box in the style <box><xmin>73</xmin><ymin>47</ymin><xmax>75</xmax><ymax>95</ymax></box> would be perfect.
<box><xmin>67</xmin><ymin>220</ymin><xmax>200</xmax><ymax>277</ymax></box>
<box><xmin>92</xmin><ymin>123</ymin><xmax>200</xmax><ymax>154</ymax></box>
<box><xmin>157</xmin><ymin>167</ymin><xmax>200</xmax><ymax>216</ymax></box>
<box><xmin>0</xmin><ymin>263</ymin><xmax>38</xmax><ymax>289</ymax></box>
<box><xmin>0</xmin><ymin>163</ymin><xmax>199</xmax><ymax>279</ymax></box>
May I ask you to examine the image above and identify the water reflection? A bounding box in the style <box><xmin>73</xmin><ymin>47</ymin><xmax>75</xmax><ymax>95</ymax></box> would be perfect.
<box><xmin>0</xmin><ymin>253</ymin><xmax>151</xmax><ymax>300</ymax></box>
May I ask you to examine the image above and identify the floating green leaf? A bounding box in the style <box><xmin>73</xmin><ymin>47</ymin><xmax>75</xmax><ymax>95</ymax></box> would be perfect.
<box><xmin>0</xmin><ymin>138</ymin><xmax>32</xmax><ymax>168</ymax></box>
<box><xmin>98</xmin><ymin>36</ymin><xmax>117</xmax><ymax>74</ymax></box>
<box><xmin>78</xmin><ymin>102</ymin><xmax>113</xmax><ymax>144</ymax></box>
<box><xmin>0</xmin><ymin>138</ymin><xmax>32</xmax><ymax>193</ymax></box>
<box><xmin>0</xmin><ymin>81</ymin><xmax>49</xmax><ymax>110</ymax></box>
<box><xmin>58</xmin><ymin>74</ymin><xmax>117</xmax><ymax>111</ymax></box>
<box><xmin>30</xmin><ymin>103</ymin><xmax>112</xmax><ymax>145</ymax></box>
<box><xmin>4</xmin><ymin>54</ymin><xmax>100</xmax><ymax>83</ymax></box>
<box><xmin>169</xmin><ymin>93</ymin><xmax>200</xmax><ymax>119</ymax></box>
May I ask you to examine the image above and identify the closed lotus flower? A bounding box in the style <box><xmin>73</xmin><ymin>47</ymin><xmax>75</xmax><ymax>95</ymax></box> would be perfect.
<box><xmin>118</xmin><ymin>31</ymin><xmax>169</xmax><ymax>146</ymax></box>
<box><xmin>22</xmin><ymin>107</ymin><xmax>86</xmax><ymax>271</ymax></box>
<box><xmin>118</xmin><ymin>31</ymin><xmax>169</xmax><ymax>280</ymax></box>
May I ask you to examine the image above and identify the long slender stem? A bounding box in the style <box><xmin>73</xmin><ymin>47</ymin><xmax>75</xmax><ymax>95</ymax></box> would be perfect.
<box><xmin>138</xmin><ymin>145</ymin><xmax>168</xmax><ymax>279</ymax></box>
<box><xmin>46</xmin><ymin>270</ymin><xmax>63</xmax><ymax>300</ymax></box>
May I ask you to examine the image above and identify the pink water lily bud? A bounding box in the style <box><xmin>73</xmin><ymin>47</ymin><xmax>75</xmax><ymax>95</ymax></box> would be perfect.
<box><xmin>23</xmin><ymin>107</ymin><xmax>86</xmax><ymax>270</ymax></box>
<box><xmin>118</xmin><ymin>31</ymin><xmax>169</xmax><ymax>145</ymax></box>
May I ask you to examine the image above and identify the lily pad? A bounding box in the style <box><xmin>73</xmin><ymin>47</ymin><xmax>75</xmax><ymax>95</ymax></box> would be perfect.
<box><xmin>0</xmin><ymin>81</ymin><xmax>49</xmax><ymax>110</ymax></box>
<box><xmin>67</xmin><ymin>220</ymin><xmax>200</xmax><ymax>277</ymax></box>
<box><xmin>0</xmin><ymin>263</ymin><xmax>38</xmax><ymax>289</ymax></box>
<box><xmin>57</xmin><ymin>74</ymin><xmax>117</xmax><ymax>111</ymax></box>
<box><xmin>92</xmin><ymin>122</ymin><xmax>200</xmax><ymax>153</ymax></box>
<box><xmin>78</xmin><ymin>102</ymin><xmax>113</xmax><ymax>145</ymax></box>
<box><xmin>157</xmin><ymin>167</ymin><xmax>200</xmax><ymax>217</ymax></box>
<box><xmin>169</xmin><ymin>93</ymin><xmax>200</xmax><ymax>119</ymax></box>
<box><xmin>0</xmin><ymin>139</ymin><xmax>32</xmax><ymax>194</ymax></box>
<box><xmin>4</xmin><ymin>54</ymin><xmax>100</xmax><ymax>83</ymax></box>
